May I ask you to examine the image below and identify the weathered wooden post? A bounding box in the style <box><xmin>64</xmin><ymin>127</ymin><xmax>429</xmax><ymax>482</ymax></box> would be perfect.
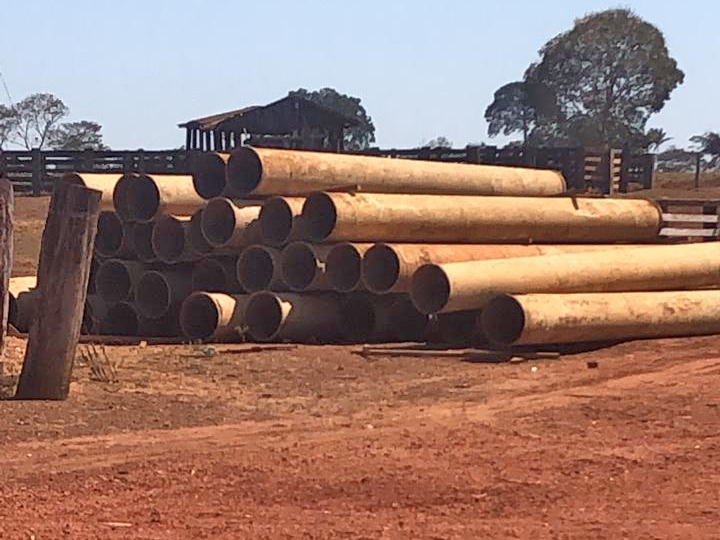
<box><xmin>31</xmin><ymin>148</ymin><xmax>43</xmax><ymax>196</ymax></box>
<box><xmin>15</xmin><ymin>181</ymin><xmax>101</xmax><ymax>400</ymax></box>
<box><xmin>0</xmin><ymin>179</ymin><xmax>13</xmax><ymax>360</ymax></box>
<box><xmin>695</xmin><ymin>152</ymin><xmax>702</xmax><ymax>189</ymax></box>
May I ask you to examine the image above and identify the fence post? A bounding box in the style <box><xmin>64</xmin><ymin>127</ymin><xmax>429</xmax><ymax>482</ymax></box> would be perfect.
<box><xmin>695</xmin><ymin>153</ymin><xmax>702</xmax><ymax>189</ymax></box>
<box><xmin>31</xmin><ymin>148</ymin><xmax>43</xmax><ymax>196</ymax></box>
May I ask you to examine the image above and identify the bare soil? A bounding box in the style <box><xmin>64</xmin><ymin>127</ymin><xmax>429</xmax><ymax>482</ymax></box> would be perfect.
<box><xmin>2</xmin><ymin>195</ymin><xmax>719</xmax><ymax>539</ymax></box>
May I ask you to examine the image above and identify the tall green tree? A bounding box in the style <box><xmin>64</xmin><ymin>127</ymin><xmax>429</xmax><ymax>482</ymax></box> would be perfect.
<box><xmin>49</xmin><ymin>120</ymin><xmax>108</xmax><ymax>150</ymax></box>
<box><xmin>12</xmin><ymin>93</ymin><xmax>69</xmax><ymax>149</ymax></box>
<box><xmin>643</xmin><ymin>127</ymin><xmax>671</xmax><ymax>151</ymax></box>
<box><xmin>691</xmin><ymin>132</ymin><xmax>720</xmax><ymax>169</ymax></box>
<box><xmin>423</xmin><ymin>136</ymin><xmax>453</xmax><ymax>148</ymax></box>
<box><xmin>288</xmin><ymin>87</ymin><xmax>375</xmax><ymax>150</ymax></box>
<box><xmin>0</xmin><ymin>104</ymin><xmax>18</xmax><ymax>150</ymax></box>
<box><xmin>484</xmin><ymin>81</ymin><xmax>557</xmax><ymax>143</ymax></box>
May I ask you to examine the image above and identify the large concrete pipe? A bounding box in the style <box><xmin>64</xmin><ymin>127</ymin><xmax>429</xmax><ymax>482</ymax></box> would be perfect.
<box><xmin>339</xmin><ymin>294</ymin><xmax>428</xmax><ymax>343</ymax></box>
<box><xmin>151</xmin><ymin>215</ymin><xmax>201</xmax><ymax>264</ymax></box>
<box><xmin>411</xmin><ymin>242</ymin><xmax>720</xmax><ymax>315</ymax></box>
<box><xmin>189</xmin><ymin>208</ymin><xmax>213</xmax><ymax>255</ymax></box>
<box><xmin>280</xmin><ymin>242</ymin><xmax>334</xmax><ymax>291</ymax></box>
<box><xmin>481</xmin><ymin>291</ymin><xmax>720</xmax><ymax>347</ymax></box>
<box><xmin>83</xmin><ymin>295</ymin><xmax>108</xmax><ymax>334</ymax></box>
<box><xmin>192</xmin><ymin>257</ymin><xmax>243</xmax><ymax>293</ymax></box>
<box><xmin>111</xmin><ymin>173</ymin><xmax>138</xmax><ymax>221</ymax></box>
<box><xmin>95</xmin><ymin>259</ymin><xmax>145</xmax><ymax>303</ymax></box>
<box><xmin>191</xmin><ymin>152</ymin><xmax>229</xmax><ymax>199</ymax></box>
<box><xmin>326</xmin><ymin>243</ymin><xmax>373</xmax><ymax>292</ymax></box>
<box><xmin>130</xmin><ymin>221</ymin><xmax>157</xmax><ymax>262</ymax></box>
<box><xmin>236</xmin><ymin>245</ymin><xmax>284</xmax><ymax>292</ymax></box>
<box><xmin>258</xmin><ymin>196</ymin><xmax>307</xmax><ymax>247</ymax></box>
<box><xmin>180</xmin><ymin>292</ymin><xmax>249</xmax><ymax>341</ymax></box>
<box><xmin>245</xmin><ymin>291</ymin><xmax>343</xmax><ymax>342</ymax></box>
<box><xmin>302</xmin><ymin>193</ymin><xmax>662</xmax><ymax>244</ymax></box>
<box><xmin>226</xmin><ymin>146</ymin><xmax>567</xmax><ymax>197</ymax></box>
<box><xmin>362</xmin><ymin>243</ymin><xmax>649</xmax><ymax>294</ymax></box>
<box><xmin>95</xmin><ymin>211</ymin><xmax>134</xmax><ymax>258</ymax></box>
<box><xmin>128</xmin><ymin>174</ymin><xmax>205</xmax><ymax>222</ymax></box>
<box><xmin>135</xmin><ymin>269</ymin><xmax>193</xmax><ymax>319</ymax></box>
<box><xmin>200</xmin><ymin>197</ymin><xmax>262</xmax><ymax>248</ymax></box>
<box><xmin>63</xmin><ymin>173</ymin><xmax>123</xmax><ymax>211</ymax></box>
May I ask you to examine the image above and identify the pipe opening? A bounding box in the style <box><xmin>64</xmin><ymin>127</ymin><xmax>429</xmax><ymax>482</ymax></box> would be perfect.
<box><xmin>129</xmin><ymin>175</ymin><xmax>160</xmax><ymax>222</ymax></box>
<box><xmin>180</xmin><ymin>293</ymin><xmax>220</xmax><ymax>340</ymax></box>
<box><xmin>192</xmin><ymin>259</ymin><xmax>230</xmax><ymax>291</ymax></box>
<box><xmin>100</xmin><ymin>302</ymin><xmax>139</xmax><ymax>336</ymax></box>
<box><xmin>96</xmin><ymin>260</ymin><xmax>134</xmax><ymax>303</ymax></box>
<box><xmin>132</xmin><ymin>222</ymin><xmax>157</xmax><ymax>262</ymax></box>
<box><xmin>339</xmin><ymin>295</ymin><xmax>375</xmax><ymax>342</ymax></box>
<box><xmin>481</xmin><ymin>295</ymin><xmax>525</xmax><ymax>346</ymax></box>
<box><xmin>189</xmin><ymin>210</ymin><xmax>213</xmax><ymax>254</ymax></box>
<box><xmin>136</xmin><ymin>271</ymin><xmax>171</xmax><ymax>319</ymax></box>
<box><xmin>202</xmin><ymin>198</ymin><xmax>236</xmax><ymax>247</ymax></box>
<box><xmin>238</xmin><ymin>247</ymin><xmax>275</xmax><ymax>292</ymax></box>
<box><xmin>226</xmin><ymin>147</ymin><xmax>263</xmax><ymax>195</ymax></box>
<box><xmin>152</xmin><ymin>217</ymin><xmax>185</xmax><ymax>263</ymax></box>
<box><xmin>327</xmin><ymin>244</ymin><xmax>362</xmax><ymax>292</ymax></box>
<box><xmin>282</xmin><ymin>243</ymin><xmax>319</xmax><ymax>291</ymax></box>
<box><xmin>259</xmin><ymin>198</ymin><xmax>294</xmax><ymax>246</ymax></box>
<box><xmin>95</xmin><ymin>212</ymin><xmax>124</xmax><ymax>256</ymax></box>
<box><xmin>410</xmin><ymin>264</ymin><xmax>451</xmax><ymax>314</ymax></box>
<box><xmin>112</xmin><ymin>174</ymin><xmax>135</xmax><ymax>221</ymax></box>
<box><xmin>362</xmin><ymin>244</ymin><xmax>400</xmax><ymax>293</ymax></box>
<box><xmin>302</xmin><ymin>193</ymin><xmax>336</xmax><ymax>242</ymax></box>
<box><xmin>246</xmin><ymin>293</ymin><xmax>283</xmax><ymax>341</ymax></box>
<box><xmin>436</xmin><ymin>311</ymin><xmax>480</xmax><ymax>345</ymax></box>
<box><xmin>192</xmin><ymin>153</ymin><xmax>227</xmax><ymax>199</ymax></box>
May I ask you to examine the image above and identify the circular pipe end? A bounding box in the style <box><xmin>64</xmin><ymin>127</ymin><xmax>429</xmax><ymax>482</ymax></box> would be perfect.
<box><xmin>96</xmin><ymin>260</ymin><xmax>134</xmax><ymax>303</ymax></box>
<box><xmin>302</xmin><ymin>193</ymin><xmax>337</xmax><ymax>242</ymax></box>
<box><xmin>112</xmin><ymin>174</ymin><xmax>136</xmax><ymax>221</ymax></box>
<box><xmin>480</xmin><ymin>295</ymin><xmax>526</xmax><ymax>347</ymax></box>
<box><xmin>132</xmin><ymin>222</ymin><xmax>157</xmax><ymax>262</ymax></box>
<box><xmin>259</xmin><ymin>197</ymin><xmax>294</xmax><ymax>246</ymax></box>
<box><xmin>237</xmin><ymin>246</ymin><xmax>275</xmax><ymax>292</ymax></box>
<box><xmin>362</xmin><ymin>244</ymin><xmax>400</xmax><ymax>293</ymax></box>
<box><xmin>226</xmin><ymin>147</ymin><xmax>263</xmax><ymax>195</ymax></box>
<box><xmin>95</xmin><ymin>211</ymin><xmax>125</xmax><ymax>257</ymax></box>
<box><xmin>281</xmin><ymin>243</ymin><xmax>318</xmax><ymax>291</ymax></box>
<box><xmin>246</xmin><ymin>292</ymin><xmax>283</xmax><ymax>341</ymax></box>
<box><xmin>100</xmin><ymin>302</ymin><xmax>139</xmax><ymax>336</ymax></box>
<box><xmin>410</xmin><ymin>264</ymin><xmax>451</xmax><ymax>315</ymax></box>
<box><xmin>152</xmin><ymin>216</ymin><xmax>186</xmax><ymax>264</ymax></box>
<box><xmin>192</xmin><ymin>153</ymin><xmax>228</xmax><ymax>199</ymax></box>
<box><xmin>128</xmin><ymin>174</ymin><xmax>160</xmax><ymax>222</ymax></box>
<box><xmin>180</xmin><ymin>292</ymin><xmax>220</xmax><ymax>340</ymax></box>
<box><xmin>136</xmin><ymin>271</ymin><xmax>171</xmax><ymax>319</ymax></box>
<box><xmin>327</xmin><ymin>244</ymin><xmax>363</xmax><ymax>292</ymax></box>
<box><xmin>202</xmin><ymin>198</ymin><xmax>236</xmax><ymax>247</ymax></box>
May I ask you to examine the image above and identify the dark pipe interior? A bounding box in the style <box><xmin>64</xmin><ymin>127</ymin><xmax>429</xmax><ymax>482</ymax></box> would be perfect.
<box><xmin>481</xmin><ymin>295</ymin><xmax>526</xmax><ymax>346</ymax></box>
<box><xmin>246</xmin><ymin>293</ymin><xmax>283</xmax><ymax>341</ymax></box>
<box><xmin>226</xmin><ymin>147</ymin><xmax>263</xmax><ymax>195</ymax></box>
<box><xmin>153</xmin><ymin>218</ymin><xmax>185</xmax><ymax>263</ymax></box>
<box><xmin>409</xmin><ymin>264</ymin><xmax>451</xmax><ymax>315</ymax></box>
<box><xmin>362</xmin><ymin>244</ymin><xmax>400</xmax><ymax>293</ymax></box>
<box><xmin>189</xmin><ymin>210</ymin><xmax>213</xmax><ymax>254</ymax></box>
<box><xmin>180</xmin><ymin>293</ymin><xmax>220</xmax><ymax>340</ymax></box>
<box><xmin>302</xmin><ymin>193</ymin><xmax>336</xmax><ymax>242</ymax></box>
<box><xmin>282</xmin><ymin>243</ymin><xmax>317</xmax><ymax>291</ymax></box>
<box><xmin>192</xmin><ymin>153</ymin><xmax>227</xmax><ymax>199</ymax></box>
<box><xmin>95</xmin><ymin>212</ymin><xmax>124</xmax><ymax>256</ymax></box>
<box><xmin>202</xmin><ymin>199</ymin><xmax>236</xmax><ymax>247</ymax></box>
<box><xmin>100</xmin><ymin>302</ymin><xmax>139</xmax><ymax>336</ymax></box>
<box><xmin>327</xmin><ymin>244</ymin><xmax>362</xmax><ymax>292</ymax></box>
<box><xmin>129</xmin><ymin>175</ymin><xmax>161</xmax><ymax>221</ymax></box>
<box><xmin>96</xmin><ymin>261</ymin><xmax>133</xmax><ymax>303</ymax></box>
<box><xmin>136</xmin><ymin>272</ymin><xmax>171</xmax><ymax>319</ymax></box>
<box><xmin>132</xmin><ymin>222</ymin><xmax>157</xmax><ymax>262</ymax></box>
<box><xmin>238</xmin><ymin>247</ymin><xmax>274</xmax><ymax>292</ymax></box>
<box><xmin>259</xmin><ymin>198</ymin><xmax>293</xmax><ymax>246</ymax></box>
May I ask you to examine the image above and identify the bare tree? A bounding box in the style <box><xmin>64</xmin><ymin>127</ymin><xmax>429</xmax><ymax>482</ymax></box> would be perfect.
<box><xmin>11</xmin><ymin>93</ymin><xmax>69</xmax><ymax>150</ymax></box>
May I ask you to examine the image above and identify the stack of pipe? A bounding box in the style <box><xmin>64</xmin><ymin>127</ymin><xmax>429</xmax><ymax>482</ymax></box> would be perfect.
<box><xmin>61</xmin><ymin>145</ymin><xmax>720</xmax><ymax>348</ymax></box>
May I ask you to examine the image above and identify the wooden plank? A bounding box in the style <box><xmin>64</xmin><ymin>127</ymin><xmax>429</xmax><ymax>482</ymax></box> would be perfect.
<box><xmin>659</xmin><ymin>227</ymin><xmax>719</xmax><ymax>238</ymax></box>
<box><xmin>15</xmin><ymin>181</ymin><xmax>101</xmax><ymax>400</ymax></box>
<box><xmin>662</xmin><ymin>213</ymin><xmax>720</xmax><ymax>223</ymax></box>
<box><xmin>0</xmin><ymin>179</ymin><xmax>13</xmax><ymax>358</ymax></box>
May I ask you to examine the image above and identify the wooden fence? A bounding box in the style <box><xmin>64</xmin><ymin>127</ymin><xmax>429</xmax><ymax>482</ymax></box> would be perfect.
<box><xmin>0</xmin><ymin>146</ymin><xmax>655</xmax><ymax>196</ymax></box>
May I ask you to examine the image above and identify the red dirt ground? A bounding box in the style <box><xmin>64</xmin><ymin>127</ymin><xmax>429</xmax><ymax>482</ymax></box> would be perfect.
<box><xmin>1</xmin><ymin>194</ymin><xmax>720</xmax><ymax>539</ymax></box>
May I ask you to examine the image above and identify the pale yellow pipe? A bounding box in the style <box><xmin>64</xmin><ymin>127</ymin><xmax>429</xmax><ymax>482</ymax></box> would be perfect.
<box><xmin>302</xmin><ymin>193</ymin><xmax>662</xmax><ymax>243</ymax></box>
<box><xmin>63</xmin><ymin>172</ymin><xmax>123</xmax><ymax>211</ymax></box>
<box><xmin>363</xmin><ymin>243</ymin><xmax>651</xmax><ymax>294</ymax></box>
<box><xmin>411</xmin><ymin>242</ymin><xmax>720</xmax><ymax>314</ymax></box>
<box><xmin>129</xmin><ymin>174</ymin><xmax>205</xmax><ymax>222</ymax></box>
<box><xmin>226</xmin><ymin>146</ymin><xmax>566</xmax><ymax>196</ymax></box>
<box><xmin>180</xmin><ymin>292</ymin><xmax>249</xmax><ymax>341</ymax></box>
<box><xmin>482</xmin><ymin>291</ymin><xmax>720</xmax><ymax>346</ymax></box>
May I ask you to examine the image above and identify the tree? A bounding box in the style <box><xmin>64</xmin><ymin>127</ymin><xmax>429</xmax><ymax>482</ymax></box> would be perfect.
<box><xmin>423</xmin><ymin>136</ymin><xmax>452</xmax><ymax>148</ymax></box>
<box><xmin>690</xmin><ymin>132</ymin><xmax>720</xmax><ymax>169</ymax></box>
<box><xmin>655</xmin><ymin>146</ymin><xmax>697</xmax><ymax>172</ymax></box>
<box><xmin>527</xmin><ymin>9</ymin><xmax>684</xmax><ymax>147</ymax></box>
<box><xmin>644</xmin><ymin>128</ymin><xmax>671</xmax><ymax>151</ymax></box>
<box><xmin>288</xmin><ymin>87</ymin><xmax>375</xmax><ymax>150</ymax></box>
<box><xmin>484</xmin><ymin>81</ymin><xmax>557</xmax><ymax>143</ymax></box>
<box><xmin>0</xmin><ymin>105</ymin><xmax>18</xmax><ymax>150</ymax></box>
<box><xmin>11</xmin><ymin>93</ymin><xmax>69</xmax><ymax>149</ymax></box>
<box><xmin>49</xmin><ymin>121</ymin><xmax>108</xmax><ymax>150</ymax></box>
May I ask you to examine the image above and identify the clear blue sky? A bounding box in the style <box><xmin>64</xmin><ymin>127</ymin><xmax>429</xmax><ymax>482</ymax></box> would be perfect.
<box><xmin>1</xmin><ymin>0</ymin><xmax>717</xmax><ymax>150</ymax></box>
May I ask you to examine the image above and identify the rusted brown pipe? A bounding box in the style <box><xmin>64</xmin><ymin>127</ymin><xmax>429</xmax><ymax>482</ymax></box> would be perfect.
<box><xmin>482</xmin><ymin>291</ymin><xmax>720</xmax><ymax>346</ymax></box>
<box><xmin>100</xmin><ymin>301</ymin><xmax>139</xmax><ymax>335</ymax></box>
<box><xmin>8</xmin><ymin>276</ymin><xmax>38</xmax><ymax>332</ymax></box>
<box><xmin>95</xmin><ymin>211</ymin><xmax>134</xmax><ymax>258</ymax></box>
<box><xmin>302</xmin><ymin>192</ymin><xmax>662</xmax><ymax>243</ymax></box>
<box><xmin>258</xmin><ymin>196</ymin><xmax>307</xmax><ymax>247</ymax></box>
<box><xmin>226</xmin><ymin>146</ymin><xmax>566</xmax><ymax>197</ymax></box>
<box><xmin>411</xmin><ymin>242</ymin><xmax>720</xmax><ymax>314</ymax></box>
<box><xmin>188</xmin><ymin>208</ymin><xmax>213</xmax><ymax>255</ymax></box>
<box><xmin>339</xmin><ymin>294</ymin><xmax>428</xmax><ymax>343</ymax></box>
<box><xmin>151</xmin><ymin>215</ymin><xmax>201</xmax><ymax>264</ymax></box>
<box><xmin>63</xmin><ymin>173</ymin><xmax>123</xmax><ymax>211</ymax></box>
<box><xmin>128</xmin><ymin>174</ymin><xmax>205</xmax><ymax>222</ymax></box>
<box><xmin>200</xmin><ymin>197</ymin><xmax>261</xmax><ymax>248</ymax></box>
<box><xmin>191</xmin><ymin>152</ymin><xmax>229</xmax><ymax>199</ymax></box>
<box><xmin>130</xmin><ymin>221</ymin><xmax>157</xmax><ymax>262</ymax></box>
<box><xmin>180</xmin><ymin>292</ymin><xmax>249</xmax><ymax>341</ymax></box>
<box><xmin>95</xmin><ymin>259</ymin><xmax>145</xmax><ymax>303</ymax></box>
<box><xmin>326</xmin><ymin>243</ymin><xmax>373</xmax><ymax>292</ymax></box>
<box><xmin>245</xmin><ymin>291</ymin><xmax>343</xmax><ymax>342</ymax></box>
<box><xmin>280</xmin><ymin>242</ymin><xmax>335</xmax><ymax>291</ymax></box>
<box><xmin>433</xmin><ymin>311</ymin><xmax>485</xmax><ymax>346</ymax></box>
<box><xmin>135</xmin><ymin>269</ymin><xmax>193</xmax><ymax>319</ymax></box>
<box><xmin>192</xmin><ymin>257</ymin><xmax>243</xmax><ymax>293</ymax></box>
<box><xmin>362</xmin><ymin>243</ymin><xmax>650</xmax><ymax>294</ymax></box>
<box><xmin>236</xmin><ymin>245</ymin><xmax>284</xmax><ymax>292</ymax></box>
<box><xmin>111</xmin><ymin>173</ymin><xmax>138</xmax><ymax>221</ymax></box>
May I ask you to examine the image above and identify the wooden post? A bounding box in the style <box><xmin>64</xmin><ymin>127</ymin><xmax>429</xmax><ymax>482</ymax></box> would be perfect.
<box><xmin>15</xmin><ymin>181</ymin><xmax>101</xmax><ymax>400</ymax></box>
<box><xmin>31</xmin><ymin>148</ymin><xmax>43</xmax><ymax>196</ymax></box>
<box><xmin>0</xmin><ymin>179</ymin><xmax>13</xmax><ymax>358</ymax></box>
<box><xmin>695</xmin><ymin>152</ymin><xmax>702</xmax><ymax>189</ymax></box>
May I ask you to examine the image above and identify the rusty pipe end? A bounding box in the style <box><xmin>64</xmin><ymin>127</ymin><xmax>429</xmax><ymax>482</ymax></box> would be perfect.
<box><xmin>96</xmin><ymin>260</ymin><xmax>136</xmax><ymax>303</ymax></box>
<box><xmin>180</xmin><ymin>292</ymin><xmax>222</xmax><ymax>340</ymax></box>
<box><xmin>95</xmin><ymin>211</ymin><xmax>125</xmax><ymax>257</ymax></box>
<box><xmin>362</xmin><ymin>244</ymin><xmax>400</xmax><ymax>294</ymax></box>
<box><xmin>302</xmin><ymin>193</ymin><xmax>336</xmax><ymax>242</ymax></box>
<box><xmin>127</xmin><ymin>174</ymin><xmax>161</xmax><ymax>222</ymax></box>
<box><xmin>226</xmin><ymin>147</ymin><xmax>263</xmax><ymax>196</ymax></box>
<box><xmin>281</xmin><ymin>242</ymin><xmax>320</xmax><ymax>292</ymax></box>
<box><xmin>259</xmin><ymin>197</ymin><xmax>295</xmax><ymax>247</ymax></box>
<box><xmin>327</xmin><ymin>243</ymin><xmax>363</xmax><ymax>292</ymax></box>
<box><xmin>410</xmin><ymin>264</ymin><xmax>450</xmax><ymax>315</ymax></box>
<box><xmin>480</xmin><ymin>294</ymin><xmax>525</xmax><ymax>346</ymax></box>
<box><xmin>201</xmin><ymin>198</ymin><xmax>237</xmax><ymax>247</ymax></box>
<box><xmin>100</xmin><ymin>302</ymin><xmax>139</xmax><ymax>336</ymax></box>
<box><xmin>192</xmin><ymin>153</ymin><xmax>228</xmax><ymax>200</ymax></box>
<box><xmin>237</xmin><ymin>246</ymin><xmax>276</xmax><ymax>292</ymax></box>
<box><xmin>245</xmin><ymin>292</ymin><xmax>284</xmax><ymax>341</ymax></box>
<box><xmin>136</xmin><ymin>271</ymin><xmax>173</xmax><ymax>319</ymax></box>
<box><xmin>192</xmin><ymin>258</ymin><xmax>237</xmax><ymax>292</ymax></box>
<box><xmin>189</xmin><ymin>209</ymin><xmax>213</xmax><ymax>254</ymax></box>
<box><xmin>152</xmin><ymin>216</ymin><xmax>187</xmax><ymax>264</ymax></box>
<box><xmin>112</xmin><ymin>173</ymin><xmax>137</xmax><ymax>221</ymax></box>
<box><xmin>131</xmin><ymin>222</ymin><xmax>157</xmax><ymax>262</ymax></box>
